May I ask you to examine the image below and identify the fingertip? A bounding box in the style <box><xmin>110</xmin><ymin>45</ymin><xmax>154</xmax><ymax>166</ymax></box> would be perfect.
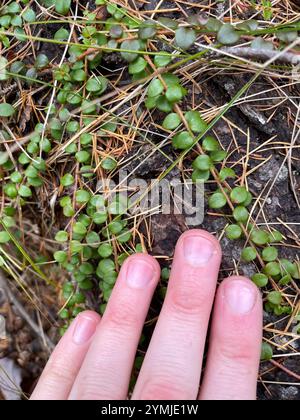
<box><xmin>216</xmin><ymin>276</ymin><xmax>260</xmax><ymax>317</ymax></box>
<box><xmin>114</xmin><ymin>253</ymin><xmax>161</xmax><ymax>291</ymax></box>
<box><xmin>221</xmin><ymin>275</ymin><xmax>262</xmax><ymax>308</ymax></box>
<box><xmin>222</xmin><ymin>275</ymin><xmax>256</xmax><ymax>287</ymax></box>
<box><xmin>124</xmin><ymin>253</ymin><xmax>161</xmax><ymax>278</ymax></box>
<box><xmin>177</xmin><ymin>229</ymin><xmax>222</xmax><ymax>257</ymax></box>
<box><xmin>75</xmin><ymin>310</ymin><xmax>101</xmax><ymax>324</ymax></box>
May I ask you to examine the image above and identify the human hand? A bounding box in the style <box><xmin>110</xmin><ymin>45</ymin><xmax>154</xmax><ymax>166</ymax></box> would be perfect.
<box><xmin>31</xmin><ymin>229</ymin><xmax>262</xmax><ymax>400</ymax></box>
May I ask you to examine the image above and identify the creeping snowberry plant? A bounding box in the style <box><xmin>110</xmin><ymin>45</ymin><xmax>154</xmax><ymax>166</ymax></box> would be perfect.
<box><xmin>0</xmin><ymin>1</ymin><xmax>299</xmax><ymax>351</ymax></box>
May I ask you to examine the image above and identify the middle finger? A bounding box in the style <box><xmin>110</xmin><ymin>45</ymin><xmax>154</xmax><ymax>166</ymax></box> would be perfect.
<box><xmin>132</xmin><ymin>229</ymin><xmax>222</xmax><ymax>400</ymax></box>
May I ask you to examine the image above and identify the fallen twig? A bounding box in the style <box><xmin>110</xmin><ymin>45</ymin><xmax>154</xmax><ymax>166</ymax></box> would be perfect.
<box><xmin>270</xmin><ymin>359</ymin><xmax>300</xmax><ymax>381</ymax></box>
<box><xmin>220</xmin><ymin>46</ymin><xmax>300</xmax><ymax>65</ymax></box>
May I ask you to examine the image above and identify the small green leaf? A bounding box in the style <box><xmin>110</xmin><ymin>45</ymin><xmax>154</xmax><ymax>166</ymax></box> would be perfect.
<box><xmin>154</xmin><ymin>54</ymin><xmax>172</xmax><ymax>68</ymax></box>
<box><xmin>261</xmin><ymin>342</ymin><xmax>273</xmax><ymax>361</ymax></box>
<box><xmin>0</xmin><ymin>103</ymin><xmax>15</xmax><ymax>117</ymax></box>
<box><xmin>55</xmin><ymin>0</ymin><xmax>71</xmax><ymax>15</ymax></box>
<box><xmin>0</xmin><ymin>231</ymin><xmax>10</xmax><ymax>243</ymax></box>
<box><xmin>138</xmin><ymin>21</ymin><xmax>157</xmax><ymax>40</ymax></box>
<box><xmin>10</xmin><ymin>171</ymin><xmax>22</xmax><ymax>183</ymax></box>
<box><xmin>117</xmin><ymin>229</ymin><xmax>132</xmax><ymax>243</ymax></box>
<box><xmin>156</xmin><ymin>96</ymin><xmax>173</xmax><ymax>113</ymax></box>
<box><xmin>55</xmin><ymin>231</ymin><xmax>68</xmax><ymax>242</ymax></box>
<box><xmin>268</xmin><ymin>230</ymin><xmax>283</xmax><ymax>243</ymax></box>
<box><xmin>193</xmin><ymin>155</ymin><xmax>213</xmax><ymax>171</ymax></box>
<box><xmin>85</xmin><ymin>231</ymin><xmax>100</xmax><ymax>246</ymax></box>
<box><xmin>185</xmin><ymin>111</ymin><xmax>207</xmax><ymax>133</ymax></box>
<box><xmin>230</xmin><ymin>187</ymin><xmax>248</xmax><ymax>204</ymax></box>
<box><xmin>267</xmin><ymin>291</ymin><xmax>282</xmax><ymax>306</ymax></box>
<box><xmin>263</xmin><ymin>262</ymin><xmax>281</xmax><ymax>277</ymax></box>
<box><xmin>75</xmin><ymin>150</ymin><xmax>90</xmax><ymax>163</ymax></box>
<box><xmin>202</xmin><ymin>136</ymin><xmax>219</xmax><ymax>152</ymax></box>
<box><xmin>101</xmin><ymin>157</ymin><xmax>117</xmax><ymax>171</ymax></box>
<box><xmin>108</xmin><ymin>24</ymin><xmax>122</xmax><ymax>39</ymax></box>
<box><xmin>225</xmin><ymin>224</ymin><xmax>242</xmax><ymax>240</ymax></box>
<box><xmin>219</xmin><ymin>167</ymin><xmax>236</xmax><ymax>181</ymax></box>
<box><xmin>80</xmin><ymin>133</ymin><xmax>92</xmax><ymax>145</ymax></box>
<box><xmin>145</xmin><ymin>96</ymin><xmax>157</xmax><ymax>109</ymax></box>
<box><xmin>22</xmin><ymin>8</ymin><xmax>36</xmax><ymax>22</ymax></box>
<box><xmin>206</xmin><ymin>17</ymin><xmax>222</xmax><ymax>32</ymax></box>
<box><xmin>60</xmin><ymin>196</ymin><xmax>71</xmax><ymax>207</ymax></box>
<box><xmin>233</xmin><ymin>206</ymin><xmax>249</xmax><ymax>223</ymax></box>
<box><xmin>66</xmin><ymin>120</ymin><xmax>80</xmax><ymax>133</ymax></box>
<box><xmin>251</xmin><ymin>37</ymin><xmax>274</xmax><ymax>51</ymax></box>
<box><xmin>79</xmin><ymin>262</ymin><xmax>94</xmax><ymax>275</ymax></box>
<box><xmin>175</xmin><ymin>27</ymin><xmax>196</xmax><ymax>50</ymax></box>
<box><xmin>250</xmin><ymin>229</ymin><xmax>270</xmax><ymax>246</ymax></box>
<box><xmin>54</xmin><ymin>250</ymin><xmax>68</xmax><ymax>263</ymax></box>
<box><xmin>158</xmin><ymin>17</ymin><xmax>178</xmax><ymax>30</ymax></box>
<box><xmin>61</xmin><ymin>173</ymin><xmax>74</xmax><ymax>187</ymax></box>
<box><xmin>165</xmin><ymin>85</ymin><xmax>184</xmax><ymax>103</ymax></box>
<box><xmin>172</xmin><ymin>131</ymin><xmax>194</xmax><ymax>150</ymax></box>
<box><xmin>18</xmin><ymin>185</ymin><xmax>32</xmax><ymax>198</ymax></box>
<box><xmin>73</xmin><ymin>222</ymin><xmax>87</xmax><ymax>235</ymax></box>
<box><xmin>63</xmin><ymin>205</ymin><xmax>75</xmax><ymax>217</ymax></box>
<box><xmin>279</xmin><ymin>259</ymin><xmax>298</xmax><ymax>277</ymax></box>
<box><xmin>241</xmin><ymin>247</ymin><xmax>257</xmax><ymax>262</ymax></box>
<box><xmin>54</xmin><ymin>28</ymin><xmax>69</xmax><ymax>41</ymax></box>
<box><xmin>162</xmin><ymin>73</ymin><xmax>180</xmax><ymax>87</ymax></box>
<box><xmin>71</xmin><ymin>69</ymin><xmax>86</xmax><ymax>82</ymax></box>
<box><xmin>148</xmin><ymin>78</ymin><xmax>164</xmax><ymax>97</ymax></box>
<box><xmin>162</xmin><ymin>113</ymin><xmax>181</xmax><ymax>130</ymax></box>
<box><xmin>252</xmin><ymin>273</ymin><xmax>268</xmax><ymax>288</ymax></box>
<box><xmin>262</xmin><ymin>246</ymin><xmax>278</xmax><ymax>262</ymax></box>
<box><xmin>236</xmin><ymin>20</ymin><xmax>258</xmax><ymax>31</ymax></box>
<box><xmin>120</xmin><ymin>39</ymin><xmax>141</xmax><ymax>62</ymax></box>
<box><xmin>192</xmin><ymin>169</ymin><xmax>210</xmax><ymax>182</ymax></box>
<box><xmin>129</xmin><ymin>57</ymin><xmax>147</xmax><ymax>75</ymax></box>
<box><xmin>93</xmin><ymin>211</ymin><xmax>107</xmax><ymax>225</ymax></box>
<box><xmin>208</xmin><ymin>192</ymin><xmax>227</xmax><ymax>209</ymax></box>
<box><xmin>210</xmin><ymin>150</ymin><xmax>227</xmax><ymax>162</ymax></box>
<box><xmin>217</xmin><ymin>23</ymin><xmax>241</xmax><ymax>45</ymax></box>
<box><xmin>279</xmin><ymin>274</ymin><xmax>292</xmax><ymax>286</ymax></box>
<box><xmin>0</xmin><ymin>57</ymin><xmax>8</xmax><ymax>81</ymax></box>
<box><xmin>75</xmin><ymin>189</ymin><xmax>91</xmax><ymax>204</ymax></box>
<box><xmin>35</xmin><ymin>54</ymin><xmax>49</xmax><ymax>69</ymax></box>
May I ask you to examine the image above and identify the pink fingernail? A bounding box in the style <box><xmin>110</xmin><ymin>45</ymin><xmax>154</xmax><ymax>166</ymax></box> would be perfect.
<box><xmin>72</xmin><ymin>314</ymin><xmax>98</xmax><ymax>345</ymax></box>
<box><xmin>224</xmin><ymin>281</ymin><xmax>257</xmax><ymax>315</ymax></box>
<box><xmin>126</xmin><ymin>259</ymin><xmax>155</xmax><ymax>289</ymax></box>
<box><xmin>183</xmin><ymin>235</ymin><xmax>215</xmax><ymax>266</ymax></box>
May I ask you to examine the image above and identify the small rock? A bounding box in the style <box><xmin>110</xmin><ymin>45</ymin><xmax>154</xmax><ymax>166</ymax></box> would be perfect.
<box><xmin>258</xmin><ymin>158</ymin><xmax>288</xmax><ymax>183</ymax></box>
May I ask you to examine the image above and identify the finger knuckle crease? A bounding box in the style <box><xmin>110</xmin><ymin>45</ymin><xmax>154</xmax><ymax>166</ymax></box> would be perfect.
<box><xmin>218</xmin><ymin>337</ymin><xmax>255</xmax><ymax>365</ymax></box>
<box><xmin>105</xmin><ymin>300</ymin><xmax>139</xmax><ymax>328</ymax></box>
<box><xmin>140</xmin><ymin>380</ymin><xmax>191</xmax><ymax>400</ymax></box>
<box><xmin>170</xmin><ymin>277</ymin><xmax>209</xmax><ymax>313</ymax></box>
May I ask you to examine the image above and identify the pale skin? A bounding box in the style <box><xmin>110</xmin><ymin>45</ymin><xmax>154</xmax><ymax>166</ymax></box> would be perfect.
<box><xmin>31</xmin><ymin>229</ymin><xmax>263</xmax><ymax>400</ymax></box>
